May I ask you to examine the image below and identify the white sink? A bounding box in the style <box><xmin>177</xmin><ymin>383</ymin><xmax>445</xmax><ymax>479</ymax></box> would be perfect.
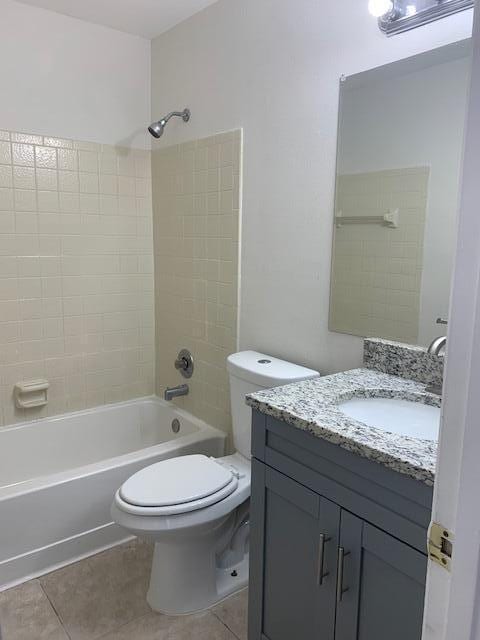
<box><xmin>337</xmin><ymin>397</ymin><xmax>440</xmax><ymax>440</ymax></box>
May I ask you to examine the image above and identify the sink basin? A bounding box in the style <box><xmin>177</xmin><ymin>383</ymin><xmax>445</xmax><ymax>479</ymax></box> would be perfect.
<box><xmin>337</xmin><ymin>397</ymin><xmax>440</xmax><ymax>440</ymax></box>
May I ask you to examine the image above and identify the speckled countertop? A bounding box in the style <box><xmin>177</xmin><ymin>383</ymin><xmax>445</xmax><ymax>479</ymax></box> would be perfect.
<box><xmin>246</xmin><ymin>368</ymin><xmax>440</xmax><ymax>486</ymax></box>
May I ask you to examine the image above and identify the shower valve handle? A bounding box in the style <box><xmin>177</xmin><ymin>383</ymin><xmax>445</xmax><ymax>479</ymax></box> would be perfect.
<box><xmin>174</xmin><ymin>349</ymin><xmax>194</xmax><ymax>379</ymax></box>
<box><xmin>175</xmin><ymin>357</ymin><xmax>189</xmax><ymax>371</ymax></box>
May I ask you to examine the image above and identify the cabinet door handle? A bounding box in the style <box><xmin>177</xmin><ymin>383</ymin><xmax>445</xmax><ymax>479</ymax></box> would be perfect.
<box><xmin>336</xmin><ymin>546</ymin><xmax>351</xmax><ymax>603</ymax></box>
<box><xmin>317</xmin><ymin>533</ymin><xmax>332</xmax><ymax>585</ymax></box>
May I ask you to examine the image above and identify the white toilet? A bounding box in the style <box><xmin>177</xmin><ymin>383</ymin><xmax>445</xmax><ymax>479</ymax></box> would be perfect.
<box><xmin>111</xmin><ymin>351</ymin><xmax>319</xmax><ymax>615</ymax></box>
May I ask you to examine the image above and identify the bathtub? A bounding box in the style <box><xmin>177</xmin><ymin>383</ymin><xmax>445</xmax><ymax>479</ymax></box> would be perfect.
<box><xmin>0</xmin><ymin>397</ymin><xmax>226</xmax><ymax>590</ymax></box>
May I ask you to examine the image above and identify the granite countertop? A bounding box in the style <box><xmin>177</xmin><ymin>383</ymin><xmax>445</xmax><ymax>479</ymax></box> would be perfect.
<box><xmin>246</xmin><ymin>368</ymin><xmax>440</xmax><ymax>486</ymax></box>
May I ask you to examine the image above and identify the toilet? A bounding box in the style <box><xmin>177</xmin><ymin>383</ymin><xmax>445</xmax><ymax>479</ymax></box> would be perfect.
<box><xmin>111</xmin><ymin>351</ymin><xmax>319</xmax><ymax>615</ymax></box>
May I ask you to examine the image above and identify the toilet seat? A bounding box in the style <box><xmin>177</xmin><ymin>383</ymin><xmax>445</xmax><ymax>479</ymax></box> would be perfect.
<box><xmin>116</xmin><ymin>454</ymin><xmax>240</xmax><ymax>516</ymax></box>
<box><xmin>112</xmin><ymin>452</ymin><xmax>251</xmax><ymax>539</ymax></box>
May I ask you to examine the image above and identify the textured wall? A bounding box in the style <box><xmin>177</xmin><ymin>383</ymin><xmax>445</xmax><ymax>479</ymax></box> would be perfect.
<box><xmin>0</xmin><ymin>0</ymin><xmax>151</xmax><ymax>149</ymax></box>
<box><xmin>152</xmin><ymin>130</ymin><xmax>241</xmax><ymax>436</ymax></box>
<box><xmin>151</xmin><ymin>0</ymin><xmax>472</xmax><ymax>374</ymax></box>
<box><xmin>0</xmin><ymin>129</ymin><xmax>154</xmax><ymax>427</ymax></box>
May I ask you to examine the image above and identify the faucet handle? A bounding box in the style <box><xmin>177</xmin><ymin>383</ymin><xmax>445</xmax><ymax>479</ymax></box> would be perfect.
<box><xmin>175</xmin><ymin>357</ymin><xmax>188</xmax><ymax>370</ymax></box>
<box><xmin>174</xmin><ymin>349</ymin><xmax>194</xmax><ymax>379</ymax></box>
<box><xmin>436</xmin><ymin>317</ymin><xmax>448</xmax><ymax>326</ymax></box>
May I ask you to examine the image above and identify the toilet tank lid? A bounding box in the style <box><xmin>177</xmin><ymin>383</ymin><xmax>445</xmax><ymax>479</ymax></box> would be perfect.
<box><xmin>227</xmin><ymin>351</ymin><xmax>319</xmax><ymax>388</ymax></box>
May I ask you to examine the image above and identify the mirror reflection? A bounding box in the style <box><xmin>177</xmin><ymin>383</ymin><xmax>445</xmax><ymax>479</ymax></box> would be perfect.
<box><xmin>329</xmin><ymin>40</ymin><xmax>471</xmax><ymax>345</ymax></box>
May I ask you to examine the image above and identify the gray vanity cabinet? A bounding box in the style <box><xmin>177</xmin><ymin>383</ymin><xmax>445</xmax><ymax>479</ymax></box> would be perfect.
<box><xmin>252</xmin><ymin>462</ymin><xmax>339</xmax><ymax>640</ymax></box>
<box><xmin>248</xmin><ymin>411</ymin><xmax>432</xmax><ymax>640</ymax></box>
<box><xmin>335</xmin><ymin>511</ymin><xmax>427</xmax><ymax>640</ymax></box>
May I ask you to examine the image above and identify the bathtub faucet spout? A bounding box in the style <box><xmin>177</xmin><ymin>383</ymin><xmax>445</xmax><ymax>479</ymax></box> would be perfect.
<box><xmin>164</xmin><ymin>384</ymin><xmax>189</xmax><ymax>401</ymax></box>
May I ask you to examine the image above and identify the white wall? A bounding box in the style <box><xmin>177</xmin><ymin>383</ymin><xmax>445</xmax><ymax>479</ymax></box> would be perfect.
<box><xmin>151</xmin><ymin>0</ymin><xmax>472</xmax><ymax>374</ymax></box>
<box><xmin>0</xmin><ymin>0</ymin><xmax>151</xmax><ymax>149</ymax></box>
<box><xmin>338</xmin><ymin>52</ymin><xmax>470</xmax><ymax>344</ymax></box>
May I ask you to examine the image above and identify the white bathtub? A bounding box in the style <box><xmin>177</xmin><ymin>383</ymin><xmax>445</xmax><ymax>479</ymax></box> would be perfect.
<box><xmin>0</xmin><ymin>397</ymin><xmax>226</xmax><ymax>590</ymax></box>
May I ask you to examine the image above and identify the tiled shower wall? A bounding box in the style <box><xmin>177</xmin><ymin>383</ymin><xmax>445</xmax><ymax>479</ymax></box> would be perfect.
<box><xmin>153</xmin><ymin>130</ymin><xmax>241</xmax><ymax>437</ymax></box>
<box><xmin>0</xmin><ymin>130</ymin><xmax>154</xmax><ymax>427</ymax></box>
<box><xmin>330</xmin><ymin>167</ymin><xmax>429</xmax><ymax>343</ymax></box>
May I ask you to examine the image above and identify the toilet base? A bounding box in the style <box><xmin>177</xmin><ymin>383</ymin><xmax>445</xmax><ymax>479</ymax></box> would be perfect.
<box><xmin>147</xmin><ymin>552</ymin><xmax>249</xmax><ymax>615</ymax></box>
<box><xmin>146</xmin><ymin>513</ymin><xmax>249</xmax><ymax>615</ymax></box>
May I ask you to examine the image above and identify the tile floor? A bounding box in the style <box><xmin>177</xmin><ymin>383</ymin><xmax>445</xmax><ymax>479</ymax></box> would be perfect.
<box><xmin>0</xmin><ymin>540</ymin><xmax>248</xmax><ymax>640</ymax></box>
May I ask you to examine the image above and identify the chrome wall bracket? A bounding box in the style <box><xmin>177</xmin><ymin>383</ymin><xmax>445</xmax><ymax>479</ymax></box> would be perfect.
<box><xmin>379</xmin><ymin>0</ymin><xmax>474</xmax><ymax>36</ymax></box>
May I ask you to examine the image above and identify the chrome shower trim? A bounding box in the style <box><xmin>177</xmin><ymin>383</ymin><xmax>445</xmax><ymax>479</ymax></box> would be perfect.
<box><xmin>148</xmin><ymin>108</ymin><xmax>191</xmax><ymax>139</ymax></box>
<box><xmin>164</xmin><ymin>384</ymin><xmax>189</xmax><ymax>401</ymax></box>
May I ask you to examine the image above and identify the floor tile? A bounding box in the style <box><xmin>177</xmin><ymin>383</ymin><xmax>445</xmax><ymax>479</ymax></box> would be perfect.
<box><xmin>0</xmin><ymin>580</ymin><xmax>68</xmax><ymax>640</ymax></box>
<box><xmin>40</xmin><ymin>539</ymin><xmax>153</xmax><ymax>640</ymax></box>
<box><xmin>212</xmin><ymin>589</ymin><xmax>248</xmax><ymax>640</ymax></box>
<box><xmin>99</xmin><ymin>610</ymin><xmax>237</xmax><ymax>639</ymax></box>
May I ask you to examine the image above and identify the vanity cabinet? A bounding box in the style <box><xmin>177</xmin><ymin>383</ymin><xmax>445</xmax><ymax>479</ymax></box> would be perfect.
<box><xmin>335</xmin><ymin>511</ymin><xmax>427</xmax><ymax>640</ymax></box>
<box><xmin>256</xmin><ymin>464</ymin><xmax>339</xmax><ymax>640</ymax></box>
<box><xmin>248</xmin><ymin>411</ymin><xmax>433</xmax><ymax>640</ymax></box>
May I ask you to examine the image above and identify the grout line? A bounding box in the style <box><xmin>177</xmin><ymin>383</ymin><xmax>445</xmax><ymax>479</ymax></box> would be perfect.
<box><xmin>39</xmin><ymin>580</ymin><xmax>73</xmax><ymax>640</ymax></box>
<box><xmin>210</xmin><ymin>610</ymin><xmax>243</xmax><ymax>640</ymax></box>
<box><xmin>94</xmin><ymin>613</ymin><xmax>152</xmax><ymax>640</ymax></box>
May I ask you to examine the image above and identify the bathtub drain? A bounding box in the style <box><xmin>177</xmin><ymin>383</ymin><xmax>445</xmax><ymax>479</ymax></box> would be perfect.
<box><xmin>171</xmin><ymin>419</ymin><xmax>181</xmax><ymax>434</ymax></box>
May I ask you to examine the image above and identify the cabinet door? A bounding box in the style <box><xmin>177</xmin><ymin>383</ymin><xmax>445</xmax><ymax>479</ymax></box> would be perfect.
<box><xmin>335</xmin><ymin>510</ymin><xmax>427</xmax><ymax>640</ymax></box>
<box><xmin>249</xmin><ymin>461</ymin><xmax>340</xmax><ymax>640</ymax></box>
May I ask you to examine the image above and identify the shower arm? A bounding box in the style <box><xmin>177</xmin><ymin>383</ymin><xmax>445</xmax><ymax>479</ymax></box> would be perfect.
<box><xmin>162</xmin><ymin>109</ymin><xmax>190</xmax><ymax>125</ymax></box>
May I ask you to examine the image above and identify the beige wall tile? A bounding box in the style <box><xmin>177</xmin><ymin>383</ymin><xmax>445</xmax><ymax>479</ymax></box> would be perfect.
<box><xmin>153</xmin><ymin>130</ymin><xmax>241</xmax><ymax>439</ymax></box>
<box><xmin>0</xmin><ymin>130</ymin><xmax>154</xmax><ymax>428</ymax></box>
<box><xmin>330</xmin><ymin>167</ymin><xmax>428</xmax><ymax>343</ymax></box>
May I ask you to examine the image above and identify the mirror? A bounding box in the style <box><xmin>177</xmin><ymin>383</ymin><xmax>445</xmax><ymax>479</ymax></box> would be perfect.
<box><xmin>329</xmin><ymin>40</ymin><xmax>471</xmax><ymax>346</ymax></box>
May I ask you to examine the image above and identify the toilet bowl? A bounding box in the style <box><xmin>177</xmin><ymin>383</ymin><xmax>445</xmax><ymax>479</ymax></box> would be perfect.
<box><xmin>111</xmin><ymin>351</ymin><xmax>319</xmax><ymax>614</ymax></box>
<box><xmin>112</xmin><ymin>452</ymin><xmax>251</xmax><ymax>614</ymax></box>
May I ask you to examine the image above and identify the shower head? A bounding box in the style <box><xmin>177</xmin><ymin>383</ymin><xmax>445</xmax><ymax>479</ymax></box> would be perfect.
<box><xmin>148</xmin><ymin>108</ymin><xmax>191</xmax><ymax>139</ymax></box>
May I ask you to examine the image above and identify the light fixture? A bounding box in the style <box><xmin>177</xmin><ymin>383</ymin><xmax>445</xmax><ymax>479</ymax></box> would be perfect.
<box><xmin>373</xmin><ymin>0</ymin><xmax>473</xmax><ymax>36</ymax></box>
<box><xmin>368</xmin><ymin>0</ymin><xmax>394</xmax><ymax>17</ymax></box>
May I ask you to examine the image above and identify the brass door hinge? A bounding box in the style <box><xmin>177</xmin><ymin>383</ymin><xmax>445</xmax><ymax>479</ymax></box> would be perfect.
<box><xmin>428</xmin><ymin>522</ymin><xmax>453</xmax><ymax>571</ymax></box>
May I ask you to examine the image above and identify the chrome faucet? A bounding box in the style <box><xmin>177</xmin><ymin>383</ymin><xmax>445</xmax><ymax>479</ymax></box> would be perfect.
<box><xmin>427</xmin><ymin>336</ymin><xmax>447</xmax><ymax>356</ymax></box>
<box><xmin>164</xmin><ymin>384</ymin><xmax>189</xmax><ymax>401</ymax></box>
<box><xmin>427</xmin><ymin>318</ymin><xmax>448</xmax><ymax>356</ymax></box>
<box><xmin>426</xmin><ymin>318</ymin><xmax>447</xmax><ymax>395</ymax></box>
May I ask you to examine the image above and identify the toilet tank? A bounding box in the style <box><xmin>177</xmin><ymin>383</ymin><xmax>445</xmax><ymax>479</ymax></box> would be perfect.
<box><xmin>227</xmin><ymin>351</ymin><xmax>320</xmax><ymax>459</ymax></box>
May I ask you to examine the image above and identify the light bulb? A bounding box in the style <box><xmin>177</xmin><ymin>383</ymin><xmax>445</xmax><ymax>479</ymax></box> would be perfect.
<box><xmin>368</xmin><ymin>0</ymin><xmax>394</xmax><ymax>17</ymax></box>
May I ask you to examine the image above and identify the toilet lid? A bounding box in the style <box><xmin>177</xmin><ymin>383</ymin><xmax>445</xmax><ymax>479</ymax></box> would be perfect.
<box><xmin>119</xmin><ymin>455</ymin><xmax>235</xmax><ymax>508</ymax></box>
